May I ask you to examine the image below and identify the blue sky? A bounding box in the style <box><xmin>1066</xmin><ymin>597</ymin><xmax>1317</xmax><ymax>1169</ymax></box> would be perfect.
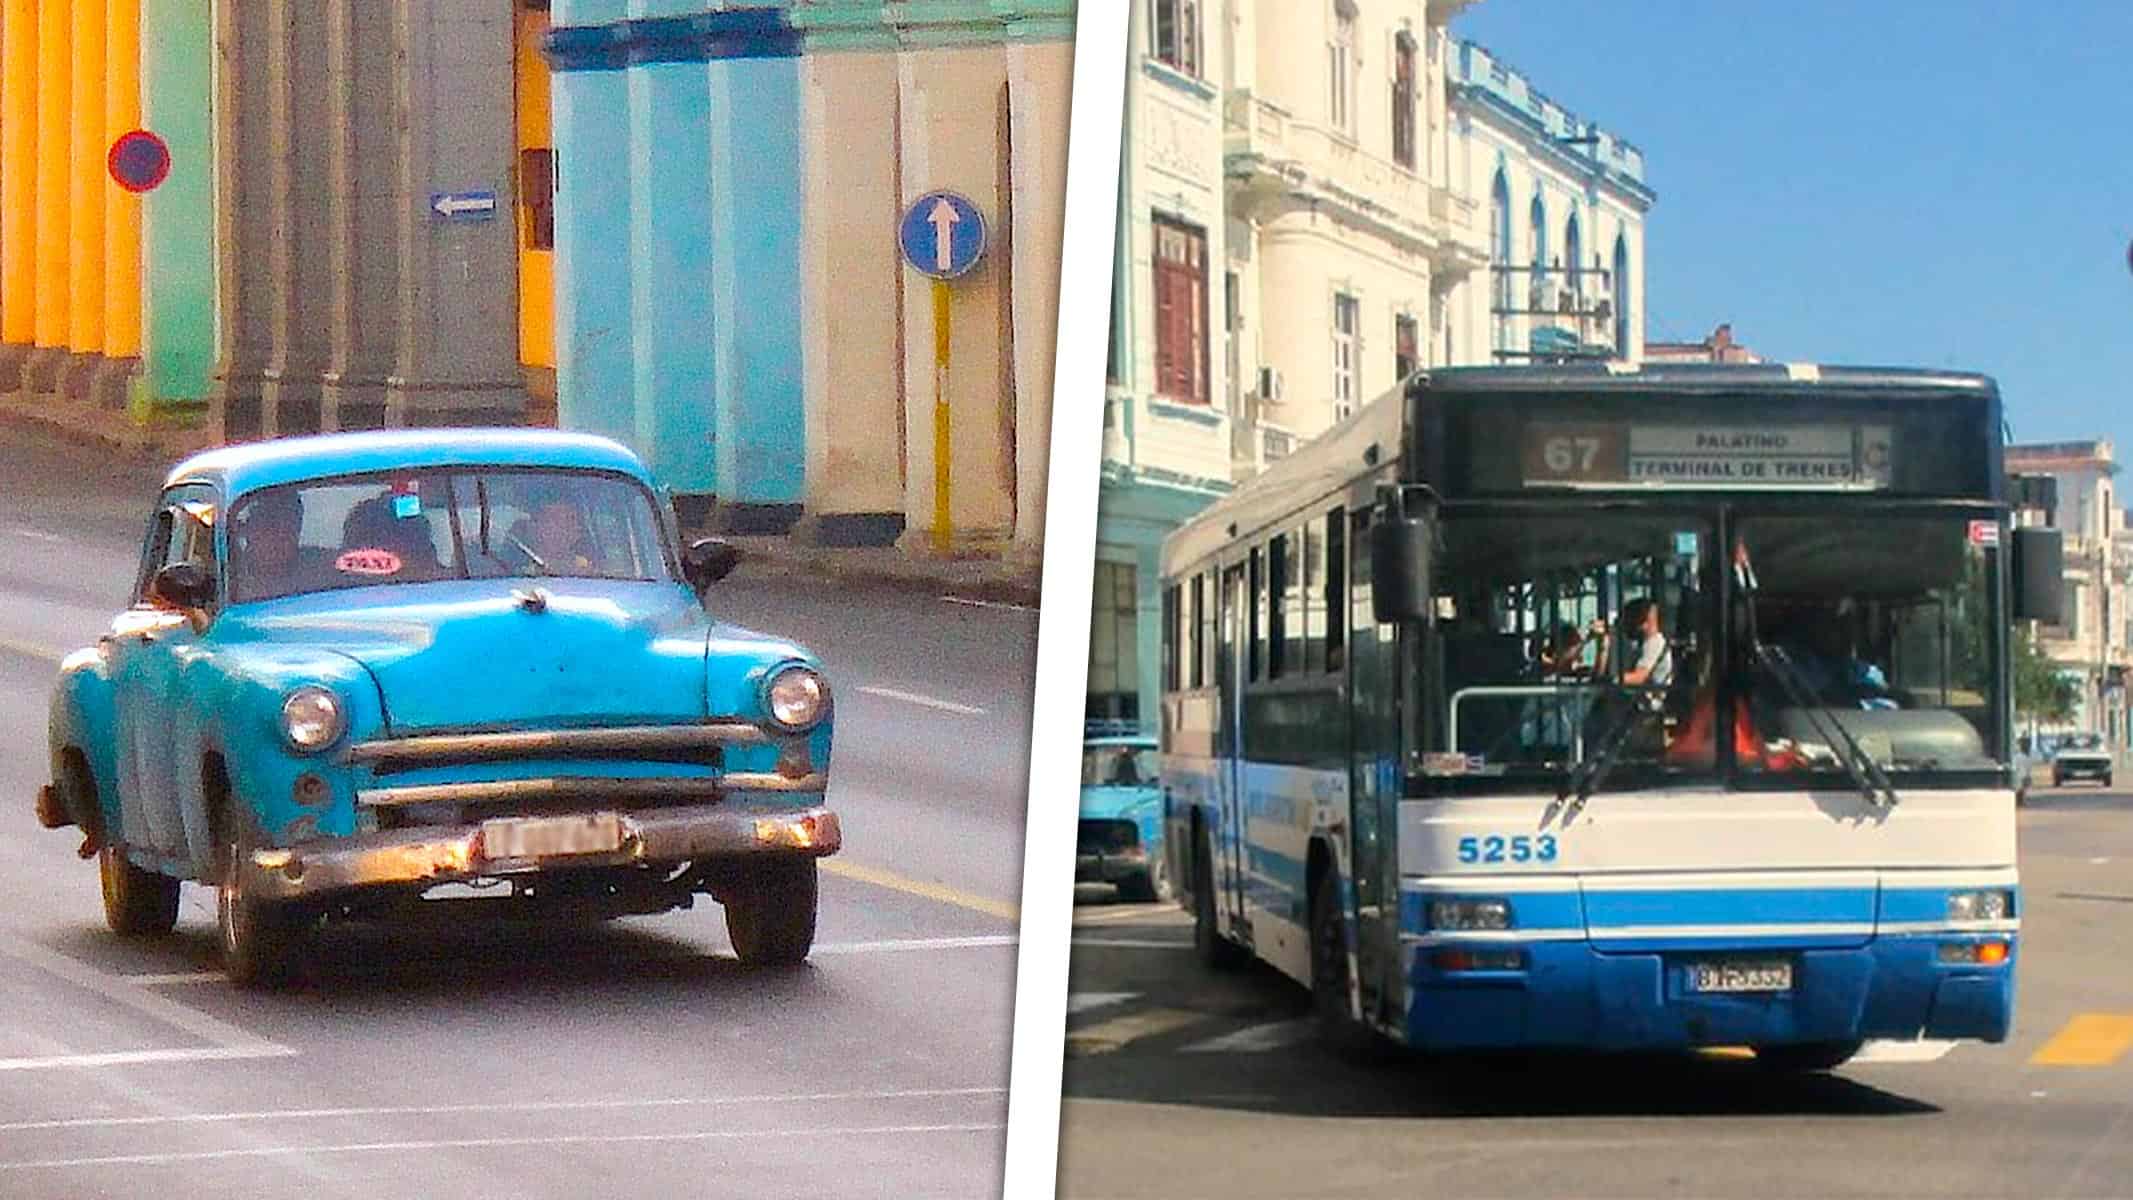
<box><xmin>1455</xmin><ymin>1</ymin><xmax>2133</xmax><ymax>455</ymax></box>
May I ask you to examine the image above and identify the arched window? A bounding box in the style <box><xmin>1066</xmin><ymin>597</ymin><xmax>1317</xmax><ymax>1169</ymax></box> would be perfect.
<box><xmin>1563</xmin><ymin>212</ymin><xmax>1583</xmax><ymax>303</ymax></box>
<box><xmin>1612</xmin><ymin>234</ymin><xmax>1631</xmax><ymax>359</ymax></box>
<box><xmin>1529</xmin><ymin>193</ymin><xmax>1547</xmax><ymax>292</ymax></box>
<box><xmin>1489</xmin><ymin>171</ymin><xmax>1511</xmax><ymax>350</ymax></box>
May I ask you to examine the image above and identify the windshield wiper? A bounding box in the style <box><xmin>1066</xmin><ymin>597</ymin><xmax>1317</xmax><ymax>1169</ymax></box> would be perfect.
<box><xmin>1553</xmin><ymin>688</ymin><xmax>1658</xmax><ymax>824</ymax></box>
<box><xmin>1758</xmin><ymin>643</ymin><xmax>1898</xmax><ymax>807</ymax></box>
<box><xmin>507</xmin><ymin>534</ymin><xmax>552</xmax><ymax>576</ymax></box>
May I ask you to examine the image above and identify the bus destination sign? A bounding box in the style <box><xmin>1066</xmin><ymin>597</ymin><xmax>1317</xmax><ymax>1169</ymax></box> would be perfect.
<box><xmin>1522</xmin><ymin>422</ymin><xmax>1893</xmax><ymax>490</ymax></box>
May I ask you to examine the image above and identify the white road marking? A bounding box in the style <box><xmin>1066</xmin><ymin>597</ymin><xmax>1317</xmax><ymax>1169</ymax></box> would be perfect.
<box><xmin>0</xmin><ymin>635</ymin><xmax>63</xmax><ymax>663</ymax></box>
<box><xmin>124</xmin><ymin>972</ymin><xmax>222</xmax><ymax>986</ymax></box>
<box><xmin>0</xmin><ymin>934</ymin><xmax>289</xmax><ymax>1059</ymax></box>
<box><xmin>11</xmin><ymin>527</ymin><xmax>64</xmax><ymax>544</ymax></box>
<box><xmin>2091</xmin><ymin>857</ymin><xmax>2112</xmax><ymax>865</ymax></box>
<box><xmin>0</xmin><ymin>1122</ymin><xmax>1008</xmax><ymax>1171</ymax></box>
<box><xmin>809</xmin><ymin>934</ymin><xmax>1016</xmax><ymax>955</ymax></box>
<box><xmin>0</xmin><ymin>1046</ymin><xmax>294</xmax><ymax>1073</ymax></box>
<box><xmin>855</xmin><ymin>684</ymin><xmax>986</xmax><ymax>716</ymax></box>
<box><xmin>0</xmin><ymin>1086</ymin><xmax>1007</xmax><ymax>1134</ymax></box>
<box><xmin>1851</xmin><ymin>1038</ymin><xmax>1958</xmax><ymax>1064</ymax></box>
<box><xmin>1180</xmin><ymin>1020</ymin><xmax>1314</xmax><ymax>1055</ymax></box>
<box><xmin>1071</xmin><ymin>937</ymin><xmax>1193</xmax><ymax>951</ymax></box>
<box><xmin>941</xmin><ymin>595</ymin><xmax>1036</xmax><ymax>613</ymax></box>
<box><xmin>1073</xmin><ymin>904</ymin><xmax>1179</xmax><ymax>926</ymax></box>
<box><xmin>1067</xmin><ymin>992</ymin><xmax>1138</xmax><ymax>1016</ymax></box>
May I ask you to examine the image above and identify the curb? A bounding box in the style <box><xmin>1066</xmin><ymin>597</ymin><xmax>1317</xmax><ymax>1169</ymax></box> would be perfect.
<box><xmin>0</xmin><ymin>391</ymin><xmax>216</xmax><ymax>465</ymax></box>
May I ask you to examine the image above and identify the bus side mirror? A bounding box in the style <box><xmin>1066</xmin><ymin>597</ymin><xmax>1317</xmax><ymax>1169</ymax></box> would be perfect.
<box><xmin>2010</xmin><ymin>526</ymin><xmax>2063</xmax><ymax>624</ymax></box>
<box><xmin>1369</xmin><ymin>516</ymin><xmax>1433</xmax><ymax>625</ymax></box>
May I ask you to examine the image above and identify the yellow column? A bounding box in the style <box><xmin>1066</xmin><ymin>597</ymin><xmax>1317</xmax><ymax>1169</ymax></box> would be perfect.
<box><xmin>103</xmin><ymin>0</ymin><xmax>142</xmax><ymax>364</ymax></box>
<box><xmin>32</xmin><ymin>0</ymin><xmax>69</xmax><ymax>353</ymax></box>
<box><xmin>0</xmin><ymin>0</ymin><xmax>38</xmax><ymax>347</ymax></box>
<box><xmin>68</xmin><ymin>0</ymin><xmax>109</xmax><ymax>362</ymax></box>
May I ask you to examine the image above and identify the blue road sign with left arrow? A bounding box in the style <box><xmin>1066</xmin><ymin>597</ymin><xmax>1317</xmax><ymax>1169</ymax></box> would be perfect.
<box><xmin>430</xmin><ymin>189</ymin><xmax>499</xmax><ymax>221</ymax></box>
<box><xmin>899</xmin><ymin>191</ymin><xmax>986</xmax><ymax>280</ymax></box>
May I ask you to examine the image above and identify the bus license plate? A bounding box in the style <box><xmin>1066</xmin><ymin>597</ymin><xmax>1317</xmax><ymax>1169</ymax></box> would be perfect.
<box><xmin>1689</xmin><ymin>960</ymin><xmax>1793</xmax><ymax>993</ymax></box>
<box><xmin>481</xmin><ymin>813</ymin><xmax>625</xmax><ymax>860</ymax></box>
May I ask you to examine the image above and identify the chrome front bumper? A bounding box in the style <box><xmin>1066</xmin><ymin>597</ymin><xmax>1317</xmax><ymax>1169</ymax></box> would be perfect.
<box><xmin>244</xmin><ymin>803</ymin><xmax>840</xmax><ymax>903</ymax></box>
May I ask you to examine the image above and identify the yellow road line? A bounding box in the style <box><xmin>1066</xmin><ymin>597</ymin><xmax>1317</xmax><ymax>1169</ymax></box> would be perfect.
<box><xmin>1698</xmin><ymin>1046</ymin><xmax>1756</xmax><ymax>1060</ymax></box>
<box><xmin>1065</xmin><ymin>1008</ymin><xmax>1204</xmax><ymax>1057</ymax></box>
<box><xmin>2029</xmin><ymin>1013</ymin><xmax>2133</xmax><ymax>1067</ymax></box>
<box><xmin>821</xmin><ymin>859</ymin><xmax>1018</xmax><ymax>922</ymax></box>
<box><xmin>0</xmin><ymin>635</ymin><xmax>63</xmax><ymax>663</ymax></box>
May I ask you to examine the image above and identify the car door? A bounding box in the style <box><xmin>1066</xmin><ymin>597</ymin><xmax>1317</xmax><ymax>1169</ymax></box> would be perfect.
<box><xmin>105</xmin><ymin>486</ymin><xmax>218</xmax><ymax>860</ymax></box>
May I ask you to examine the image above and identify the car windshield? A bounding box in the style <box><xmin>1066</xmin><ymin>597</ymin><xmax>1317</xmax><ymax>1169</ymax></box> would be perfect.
<box><xmin>2061</xmin><ymin>734</ymin><xmax>2103</xmax><ymax>751</ymax></box>
<box><xmin>1083</xmin><ymin>745</ymin><xmax>1158</xmax><ymax>787</ymax></box>
<box><xmin>1420</xmin><ymin>508</ymin><xmax>1714</xmax><ymax>782</ymax></box>
<box><xmin>226</xmin><ymin>468</ymin><xmax>673</xmax><ymax>604</ymax></box>
<box><xmin>1734</xmin><ymin>515</ymin><xmax>2004</xmax><ymax>776</ymax></box>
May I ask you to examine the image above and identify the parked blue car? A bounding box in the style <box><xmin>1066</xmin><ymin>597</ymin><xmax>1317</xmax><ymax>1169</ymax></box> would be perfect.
<box><xmin>37</xmin><ymin>429</ymin><xmax>838</xmax><ymax>986</ymax></box>
<box><xmin>1077</xmin><ymin>725</ymin><xmax>1167</xmax><ymax>902</ymax></box>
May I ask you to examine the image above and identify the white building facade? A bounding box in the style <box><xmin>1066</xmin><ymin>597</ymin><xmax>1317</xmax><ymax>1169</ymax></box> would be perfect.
<box><xmin>2008</xmin><ymin>440</ymin><xmax>2133</xmax><ymax>748</ymax></box>
<box><xmin>1445</xmin><ymin>40</ymin><xmax>1653</xmax><ymax>366</ymax></box>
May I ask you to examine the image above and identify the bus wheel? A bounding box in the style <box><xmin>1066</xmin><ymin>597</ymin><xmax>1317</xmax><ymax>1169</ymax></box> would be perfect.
<box><xmin>1752</xmin><ymin>1040</ymin><xmax>1862</xmax><ymax>1073</ymax></box>
<box><xmin>1191</xmin><ymin>828</ymin><xmax>1245</xmax><ymax>971</ymax></box>
<box><xmin>1309</xmin><ymin>879</ymin><xmax>1381</xmax><ymax>1060</ymax></box>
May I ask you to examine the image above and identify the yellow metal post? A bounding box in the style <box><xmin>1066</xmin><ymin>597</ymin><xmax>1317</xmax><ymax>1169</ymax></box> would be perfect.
<box><xmin>103</xmin><ymin>0</ymin><xmax>143</xmax><ymax>365</ymax></box>
<box><xmin>69</xmin><ymin>0</ymin><xmax>109</xmax><ymax>360</ymax></box>
<box><xmin>0</xmin><ymin>0</ymin><xmax>39</xmax><ymax>348</ymax></box>
<box><xmin>33</xmin><ymin>0</ymin><xmax>70</xmax><ymax>355</ymax></box>
<box><xmin>932</xmin><ymin>277</ymin><xmax>952</xmax><ymax>556</ymax></box>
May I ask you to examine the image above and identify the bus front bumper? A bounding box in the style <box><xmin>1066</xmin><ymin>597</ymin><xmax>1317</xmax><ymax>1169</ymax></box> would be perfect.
<box><xmin>1403</xmin><ymin>934</ymin><xmax>2016</xmax><ymax>1052</ymax></box>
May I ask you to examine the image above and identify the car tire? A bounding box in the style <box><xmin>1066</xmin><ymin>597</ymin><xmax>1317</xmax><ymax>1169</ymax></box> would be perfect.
<box><xmin>217</xmin><ymin>835</ymin><xmax>300</xmax><ymax>989</ymax></box>
<box><xmin>99</xmin><ymin>845</ymin><xmax>180</xmax><ymax>938</ymax></box>
<box><xmin>1309</xmin><ymin>876</ymin><xmax>1382</xmax><ymax>1061</ymax></box>
<box><xmin>1191</xmin><ymin>826</ymin><xmax>1246</xmax><ymax>972</ymax></box>
<box><xmin>725</xmin><ymin>859</ymin><xmax>818</xmax><ymax>967</ymax></box>
<box><xmin>1752</xmin><ymin>1040</ymin><xmax>1863</xmax><ymax>1073</ymax></box>
<box><xmin>1117</xmin><ymin>849</ymin><xmax>1172</xmax><ymax>905</ymax></box>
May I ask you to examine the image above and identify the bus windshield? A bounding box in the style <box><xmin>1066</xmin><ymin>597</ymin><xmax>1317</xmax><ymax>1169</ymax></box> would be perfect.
<box><xmin>1417</xmin><ymin>505</ymin><xmax>2007</xmax><ymax>792</ymax></box>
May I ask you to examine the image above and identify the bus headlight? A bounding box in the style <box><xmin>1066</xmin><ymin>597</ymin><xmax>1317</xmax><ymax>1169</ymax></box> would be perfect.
<box><xmin>1947</xmin><ymin>890</ymin><xmax>2013</xmax><ymax>922</ymax></box>
<box><xmin>279</xmin><ymin>686</ymin><xmax>346</xmax><ymax>753</ymax></box>
<box><xmin>762</xmin><ymin>664</ymin><xmax>830</xmax><ymax>733</ymax></box>
<box><xmin>1428</xmin><ymin>898</ymin><xmax>1513</xmax><ymax>931</ymax></box>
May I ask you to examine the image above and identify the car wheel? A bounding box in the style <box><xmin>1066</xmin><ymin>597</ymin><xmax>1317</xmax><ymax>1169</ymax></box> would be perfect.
<box><xmin>1192</xmin><ymin>826</ymin><xmax>1246</xmax><ymax>971</ymax></box>
<box><xmin>99</xmin><ymin>845</ymin><xmax>180</xmax><ymax>938</ymax></box>
<box><xmin>1752</xmin><ymin>1040</ymin><xmax>1863</xmax><ymax>1073</ymax></box>
<box><xmin>217</xmin><ymin>835</ymin><xmax>299</xmax><ymax>989</ymax></box>
<box><xmin>1309</xmin><ymin>876</ymin><xmax>1382</xmax><ymax>1060</ymax></box>
<box><xmin>725</xmin><ymin>859</ymin><xmax>818</xmax><ymax>966</ymax></box>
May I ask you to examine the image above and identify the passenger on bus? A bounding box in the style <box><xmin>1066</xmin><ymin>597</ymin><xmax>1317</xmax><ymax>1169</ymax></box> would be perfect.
<box><xmin>1536</xmin><ymin>622</ymin><xmax>1590</xmax><ymax>678</ymax></box>
<box><xmin>1592</xmin><ymin>597</ymin><xmax>1674</xmax><ymax>690</ymax></box>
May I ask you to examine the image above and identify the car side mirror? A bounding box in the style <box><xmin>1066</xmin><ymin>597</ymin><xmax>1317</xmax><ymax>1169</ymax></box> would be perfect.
<box><xmin>150</xmin><ymin>562</ymin><xmax>215</xmax><ymax>612</ymax></box>
<box><xmin>682</xmin><ymin>538</ymin><xmax>740</xmax><ymax>592</ymax></box>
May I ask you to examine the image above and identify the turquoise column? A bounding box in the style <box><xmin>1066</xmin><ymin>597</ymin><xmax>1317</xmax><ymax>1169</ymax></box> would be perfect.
<box><xmin>707</xmin><ymin>50</ymin><xmax>805</xmax><ymax>524</ymax></box>
<box><xmin>628</xmin><ymin>57</ymin><xmax>716</xmax><ymax>497</ymax></box>
<box><xmin>548</xmin><ymin>0</ymin><xmax>635</xmax><ymax>447</ymax></box>
<box><xmin>139</xmin><ymin>0</ymin><xmax>215</xmax><ymax>411</ymax></box>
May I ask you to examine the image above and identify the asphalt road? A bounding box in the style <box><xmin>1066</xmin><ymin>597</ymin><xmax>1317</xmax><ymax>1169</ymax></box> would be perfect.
<box><xmin>1056</xmin><ymin>785</ymin><xmax>2133</xmax><ymax>1200</ymax></box>
<box><xmin>0</xmin><ymin>428</ymin><xmax>1034</xmax><ymax>1199</ymax></box>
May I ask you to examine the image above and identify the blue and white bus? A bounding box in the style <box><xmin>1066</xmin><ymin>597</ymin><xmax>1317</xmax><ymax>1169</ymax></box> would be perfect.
<box><xmin>1156</xmin><ymin>364</ymin><xmax>2062</xmax><ymax>1069</ymax></box>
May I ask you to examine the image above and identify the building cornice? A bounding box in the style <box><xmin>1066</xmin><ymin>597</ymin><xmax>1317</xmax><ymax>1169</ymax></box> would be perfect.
<box><xmin>1455</xmin><ymin>83</ymin><xmax>1657</xmax><ymax>210</ymax></box>
<box><xmin>543</xmin><ymin>2</ymin><xmax>1075</xmax><ymax>67</ymax></box>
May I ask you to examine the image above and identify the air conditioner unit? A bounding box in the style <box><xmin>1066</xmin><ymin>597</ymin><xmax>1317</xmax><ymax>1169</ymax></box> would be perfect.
<box><xmin>1257</xmin><ymin>366</ymin><xmax>1284</xmax><ymax>401</ymax></box>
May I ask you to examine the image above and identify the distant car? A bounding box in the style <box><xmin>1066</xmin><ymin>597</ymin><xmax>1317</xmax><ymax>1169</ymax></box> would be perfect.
<box><xmin>2051</xmin><ymin>733</ymin><xmax>2113</xmax><ymax>788</ymax></box>
<box><xmin>1077</xmin><ymin>728</ymin><xmax>1167</xmax><ymax>902</ymax></box>
<box><xmin>38</xmin><ymin>430</ymin><xmax>839</xmax><ymax>987</ymax></box>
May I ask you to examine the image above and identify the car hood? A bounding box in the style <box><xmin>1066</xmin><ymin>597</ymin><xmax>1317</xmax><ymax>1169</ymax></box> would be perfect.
<box><xmin>1079</xmin><ymin>784</ymin><xmax>1163</xmax><ymax>820</ymax></box>
<box><xmin>2056</xmin><ymin>749</ymin><xmax>2112</xmax><ymax>763</ymax></box>
<box><xmin>220</xmin><ymin>580</ymin><xmax>728</xmax><ymax>733</ymax></box>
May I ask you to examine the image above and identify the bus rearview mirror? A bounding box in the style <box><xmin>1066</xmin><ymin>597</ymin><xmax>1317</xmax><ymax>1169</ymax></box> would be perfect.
<box><xmin>2010</xmin><ymin>526</ymin><xmax>2063</xmax><ymax>624</ymax></box>
<box><xmin>1369</xmin><ymin>517</ymin><xmax>1433</xmax><ymax>625</ymax></box>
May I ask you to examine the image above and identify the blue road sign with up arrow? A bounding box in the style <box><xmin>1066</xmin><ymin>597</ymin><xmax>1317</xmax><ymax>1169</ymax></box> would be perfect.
<box><xmin>899</xmin><ymin>191</ymin><xmax>986</xmax><ymax>280</ymax></box>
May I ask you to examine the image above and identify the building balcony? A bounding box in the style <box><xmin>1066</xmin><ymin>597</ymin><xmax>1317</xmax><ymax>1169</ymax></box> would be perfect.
<box><xmin>1104</xmin><ymin>386</ymin><xmax>1234</xmax><ymax>495</ymax></box>
<box><xmin>1223</xmin><ymin>90</ymin><xmax>1487</xmax><ymax>269</ymax></box>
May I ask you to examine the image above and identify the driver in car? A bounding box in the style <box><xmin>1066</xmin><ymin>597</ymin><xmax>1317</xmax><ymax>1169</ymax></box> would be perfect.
<box><xmin>228</xmin><ymin>491</ymin><xmax>309</xmax><ymax>602</ymax></box>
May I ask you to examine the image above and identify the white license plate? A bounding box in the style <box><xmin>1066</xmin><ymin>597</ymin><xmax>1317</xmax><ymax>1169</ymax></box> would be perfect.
<box><xmin>1688</xmin><ymin>959</ymin><xmax>1793</xmax><ymax>993</ymax></box>
<box><xmin>481</xmin><ymin>813</ymin><xmax>625</xmax><ymax>860</ymax></box>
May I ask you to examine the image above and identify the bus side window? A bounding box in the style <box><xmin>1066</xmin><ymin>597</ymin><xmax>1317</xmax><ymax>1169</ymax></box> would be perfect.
<box><xmin>1326</xmin><ymin>508</ymin><xmax>1346</xmax><ymax>672</ymax></box>
<box><xmin>1269</xmin><ymin>533</ymin><xmax>1290</xmax><ymax>679</ymax></box>
<box><xmin>1190</xmin><ymin>573</ymin><xmax>1208</xmax><ymax>690</ymax></box>
<box><xmin>1249</xmin><ymin>547</ymin><xmax>1265</xmax><ymax>682</ymax></box>
<box><xmin>1162</xmin><ymin>584</ymin><xmax>1181</xmax><ymax>693</ymax></box>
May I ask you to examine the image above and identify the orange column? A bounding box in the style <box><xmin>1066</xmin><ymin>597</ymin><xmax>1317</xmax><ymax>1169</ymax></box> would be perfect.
<box><xmin>515</xmin><ymin>5</ymin><xmax>555</xmax><ymax>372</ymax></box>
<box><xmin>32</xmin><ymin>0</ymin><xmax>69</xmax><ymax>362</ymax></box>
<box><xmin>67</xmin><ymin>0</ymin><xmax>108</xmax><ymax>375</ymax></box>
<box><xmin>1</xmin><ymin>0</ymin><xmax>38</xmax><ymax>351</ymax></box>
<box><xmin>103</xmin><ymin>0</ymin><xmax>143</xmax><ymax>374</ymax></box>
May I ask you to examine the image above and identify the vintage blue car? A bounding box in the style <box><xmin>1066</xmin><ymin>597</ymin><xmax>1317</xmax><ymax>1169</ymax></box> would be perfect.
<box><xmin>36</xmin><ymin>429</ymin><xmax>838</xmax><ymax>987</ymax></box>
<box><xmin>1077</xmin><ymin>726</ymin><xmax>1167</xmax><ymax>902</ymax></box>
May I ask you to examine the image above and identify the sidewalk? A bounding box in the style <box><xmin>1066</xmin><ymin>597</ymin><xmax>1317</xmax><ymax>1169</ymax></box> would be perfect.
<box><xmin>0</xmin><ymin>388</ymin><xmax>1042</xmax><ymax>609</ymax></box>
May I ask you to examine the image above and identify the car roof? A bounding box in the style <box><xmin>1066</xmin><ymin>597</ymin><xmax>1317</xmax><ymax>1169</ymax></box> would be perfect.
<box><xmin>165</xmin><ymin>429</ymin><xmax>655</xmax><ymax>499</ymax></box>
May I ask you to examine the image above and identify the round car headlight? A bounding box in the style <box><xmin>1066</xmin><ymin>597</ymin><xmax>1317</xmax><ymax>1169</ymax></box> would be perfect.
<box><xmin>279</xmin><ymin>686</ymin><xmax>347</xmax><ymax>753</ymax></box>
<box><xmin>763</xmin><ymin>665</ymin><xmax>830</xmax><ymax>733</ymax></box>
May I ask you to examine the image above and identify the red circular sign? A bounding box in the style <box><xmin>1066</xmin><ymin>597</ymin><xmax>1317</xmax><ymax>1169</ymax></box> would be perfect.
<box><xmin>107</xmin><ymin>130</ymin><xmax>171</xmax><ymax>194</ymax></box>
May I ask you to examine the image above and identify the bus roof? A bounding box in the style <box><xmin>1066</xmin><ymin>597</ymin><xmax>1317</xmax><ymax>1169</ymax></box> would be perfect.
<box><xmin>1416</xmin><ymin>362</ymin><xmax>1999</xmax><ymax>398</ymax></box>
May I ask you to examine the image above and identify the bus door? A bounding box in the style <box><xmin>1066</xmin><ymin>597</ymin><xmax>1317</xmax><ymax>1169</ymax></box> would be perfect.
<box><xmin>1216</xmin><ymin>563</ymin><xmax>1249</xmax><ymax>933</ymax></box>
<box><xmin>1347</xmin><ymin>509</ymin><xmax>1400</xmax><ymax>1026</ymax></box>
